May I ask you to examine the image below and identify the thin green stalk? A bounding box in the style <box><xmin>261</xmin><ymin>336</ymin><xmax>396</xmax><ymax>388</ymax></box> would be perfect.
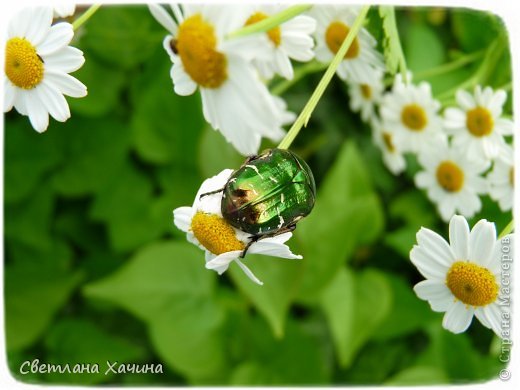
<box><xmin>271</xmin><ymin>61</ymin><xmax>328</xmax><ymax>96</ymax></box>
<box><xmin>413</xmin><ymin>50</ymin><xmax>485</xmax><ymax>80</ymax></box>
<box><xmin>72</xmin><ymin>4</ymin><xmax>101</xmax><ymax>31</ymax></box>
<box><xmin>498</xmin><ymin>219</ymin><xmax>514</xmax><ymax>239</ymax></box>
<box><xmin>227</xmin><ymin>5</ymin><xmax>312</xmax><ymax>39</ymax></box>
<box><xmin>278</xmin><ymin>6</ymin><xmax>370</xmax><ymax>150</ymax></box>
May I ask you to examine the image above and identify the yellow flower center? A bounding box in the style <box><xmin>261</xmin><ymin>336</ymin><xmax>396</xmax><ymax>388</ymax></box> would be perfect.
<box><xmin>382</xmin><ymin>132</ymin><xmax>395</xmax><ymax>153</ymax></box>
<box><xmin>177</xmin><ymin>14</ymin><xmax>227</xmax><ymax>89</ymax></box>
<box><xmin>401</xmin><ymin>104</ymin><xmax>428</xmax><ymax>131</ymax></box>
<box><xmin>5</xmin><ymin>37</ymin><xmax>44</xmax><ymax>89</ymax></box>
<box><xmin>325</xmin><ymin>21</ymin><xmax>360</xmax><ymax>59</ymax></box>
<box><xmin>245</xmin><ymin>12</ymin><xmax>281</xmax><ymax>47</ymax></box>
<box><xmin>466</xmin><ymin>106</ymin><xmax>493</xmax><ymax>137</ymax></box>
<box><xmin>436</xmin><ymin>161</ymin><xmax>464</xmax><ymax>192</ymax></box>
<box><xmin>446</xmin><ymin>261</ymin><xmax>498</xmax><ymax>307</ymax></box>
<box><xmin>509</xmin><ymin>167</ymin><xmax>514</xmax><ymax>187</ymax></box>
<box><xmin>360</xmin><ymin>84</ymin><xmax>372</xmax><ymax>99</ymax></box>
<box><xmin>191</xmin><ymin>212</ymin><xmax>245</xmax><ymax>255</ymax></box>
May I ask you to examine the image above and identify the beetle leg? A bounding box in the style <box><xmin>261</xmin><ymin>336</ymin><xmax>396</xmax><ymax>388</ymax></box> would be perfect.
<box><xmin>199</xmin><ymin>187</ymin><xmax>225</xmax><ymax>199</ymax></box>
<box><xmin>239</xmin><ymin>224</ymin><xmax>297</xmax><ymax>258</ymax></box>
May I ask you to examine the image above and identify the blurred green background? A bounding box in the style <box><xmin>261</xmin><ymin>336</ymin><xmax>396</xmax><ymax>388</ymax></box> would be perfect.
<box><xmin>4</xmin><ymin>5</ymin><xmax>512</xmax><ymax>385</ymax></box>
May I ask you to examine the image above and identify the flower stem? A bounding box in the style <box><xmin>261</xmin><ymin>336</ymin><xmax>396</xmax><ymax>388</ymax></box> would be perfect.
<box><xmin>271</xmin><ymin>61</ymin><xmax>328</xmax><ymax>96</ymax></box>
<box><xmin>72</xmin><ymin>4</ymin><xmax>101</xmax><ymax>31</ymax></box>
<box><xmin>498</xmin><ymin>219</ymin><xmax>514</xmax><ymax>239</ymax></box>
<box><xmin>413</xmin><ymin>49</ymin><xmax>485</xmax><ymax>80</ymax></box>
<box><xmin>227</xmin><ymin>5</ymin><xmax>312</xmax><ymax>39</ymax></box>
<box><xmin>278</xmin><ymin>6</ymin><xmax>370</xmax><ymax>150</ymax></box>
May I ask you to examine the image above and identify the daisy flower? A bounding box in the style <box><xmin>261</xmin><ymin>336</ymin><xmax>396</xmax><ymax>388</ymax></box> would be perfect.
<box><xmin>312</xmin><ymin>5</ymin><xmax>384</xmax><ymax>84</ymax></box>
<box><xmin>411</xmin><ymin>215</ymin><xmax>512</xmax><ymax>337</ymax></box>
<box><xmin>372</xmin><ymin>119</ymin><xmax>406</xmax><ymax>175</ymax></box>
<box><xmin>4</xmin><ymin>6</ymin><xmax>87</xmax><ymax>132</ymax></box>
<box><xmin>347</xmin><ymin>69</ymin><xmax>384</xmax><ymax>124</ymax></box>
<box><xmin>380</xmin><ymin>74</ymin><xmax>445</xmax><ymax>153</ymax></box>
<box><xmin>148</xmin><ymin>4</ymin><xmax>290</xmax><ymax>156</ymax></box>
<box><xmin>415</xmin><ymin>141</ymin><xmax>488</xmax><ymax>222</ymax></box>
<box><xmin>487</xmin><ymin>144</ymin><xmax>514</xmax><ymax>212</ymax></box>
<box><xmin>242</xmin><ymin>5</ymin><xmax>316</xmax><ymax>80</ymax></box>
<box><xmin>444</xmin><ymin>86</ymin><xmax>513</xmax><ymax>162</ymax></box>
<box><xmin>173</xmin><ymin>169</ymin><xmax>302</xmax><ymax>286</ymax></box>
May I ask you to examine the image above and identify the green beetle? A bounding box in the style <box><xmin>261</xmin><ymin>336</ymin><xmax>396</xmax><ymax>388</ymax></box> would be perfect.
<box><xmin>202</xmin><ymin>148</ymin><xmax>316</xmax><ymax>256</ymax></box>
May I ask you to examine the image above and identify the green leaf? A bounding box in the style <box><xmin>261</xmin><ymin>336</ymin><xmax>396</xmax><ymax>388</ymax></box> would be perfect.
<box><xmin>43</xmin><ymin>319</ymin><xmax>147</xmax><ymax>384</ymax></box>
<box><xmin>319</xmin><ymin>268</ymin><xmax>355</xmax><ymax>367</ymax></box>
<box><xmin>4</xmin><ymin>184</ymin><xmax>54</xmax><ymax>251</ymax></box>
<box><xmin>89</xmin><ymin>160</ymin><xmax>165</xmax><ymax>252</ymax></box>
<box><xmin>131</xmin><ymin>48</ymin><xmax>205</xmax><ymax>165</ymax></box>
<box><xmin>373</xmin><ymin>273</ymin><xmax>439</xmax><ymax>340</ymax></box>
<box><xmin>83</xmin><ymin>241</ymin><xmax>227</xmax><ymax>380</ymax></box>
<box><xmin>67</xmin><ymin>53</ymin><xmax>126</xmax><ymax>117</ymax></box>
<box><xmin>386</xmin><ymin>366</ymin><xmax>448</xmax><ymax>385</ymax></box>
<box><xmin>404</xmin><ymin>23</ymin><xmax>445</xmax><ymax>73</ymax></box>
<box><xmin>4</xmin><ymin>118</ymin><xmax>63</xmax><ymax>204</ymax></box>
<box><xmin>229</xmin><ymin>319</ymin><xmax>330</xmax><ymax>385</ymax></box>
<box><xmin>379</xmin><ymin>6</ymin><xmax>408</xmax><ymax>76</ymax></box>
<box><xmin>320</xmin><ymin>268</ymin><xmax>392</xmax><ymax>368</ymax></box>
<box><xmin>228</xmin><ymin>252</ymin><xmax>304</xmax><ymax>338</ymax></box>
<box><xmin>51</xmin><ymin>117</ymin><xmax>131</xmax><ymax>197</ymax></box>
<box><xmin>5</xmin><ymin>263</ymin><xmax>83</xmax><ymax>351</ymax></box>
<box><xmin>80</xmin><ymin>5</ymin><xmax>163</xmax><ymax>69</ymax></box>
<box><xmin>296</xmin><ymin>141</ymin><xmax>384</xmax><ymax>301</ymax></box>
<box><xmin>451</xmin><ymin>9</ymin><xmax>504</xmax><ymax>52</ymax></box>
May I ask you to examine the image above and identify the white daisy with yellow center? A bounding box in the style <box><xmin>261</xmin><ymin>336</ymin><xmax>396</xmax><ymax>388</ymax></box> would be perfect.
<box><xmin>243</xmin><ymin>5</ymin><xmax>316</xmax><ymax>80</ymax></box>
<box><xmin>411</xmin><ymin>215</ymin><xmax>512</xmax><ymax>337</ymax></box>
<box><xmin>4</xmin><ymin>6</ymin><xmax>87</xmax><ymax>132</ymax></box>
<box><xmin>371</xmin><ymin>118</ymin><xmax>406</xmax><ymax>175</ymax></box>
<box><xmin>348</xmin><ymin>69</ymin><xmax>384</xmax><ymax>124</ymax></box>
<box><xmin>311</xmin><ymin>5</ymin><xmax>384</xmax><ymax>84</ymax></box>
<box><xmin>444</xmin><ymin>86</ymin><xmax>513</xmax><ymax>162</ymax></box>
<box><xmin>148</xmin><ymin>4</ymin><xmax>291</xmax><ymax>156</ymax></box>
<box><xmin>415</xmin><ymin>141</ymin><xmax>488</xmax><ymax>222</ymax></box>
<box><xmin>380</xmin><ymin>74</ymin><xmax>445</xmax><ymax>153</ymax></box>
<box><xmin>173</xmin><ymin>169</ymin><xmax>302</xmax><ymax>286</ymax></box>
<box><xmin>487</xmin><ymin>144</ymin><xmax>514</xmax><ymax>212</ymax></box>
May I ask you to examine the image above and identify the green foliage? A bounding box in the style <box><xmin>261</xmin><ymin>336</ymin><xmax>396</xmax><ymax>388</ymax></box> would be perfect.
<box><xmin>3</xmin><ymin>4</ymin><xmax>511</xmax><ymax>387</ymax></box>
<box><xmin>83</xmin><ymin>241</ymin><xmax>227</xmax><ymax>381</ymax></box>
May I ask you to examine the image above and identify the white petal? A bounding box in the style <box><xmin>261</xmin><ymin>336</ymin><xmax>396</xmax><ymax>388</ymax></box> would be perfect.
<box><xmin>235</xmin><ymin>259</ymin><xmax>263</xmax><ymax>286</ymax></box>
<box><xmin>148</xmin><ymin>4</ymin><xmax>177</xmax><ymax>34</ymax></box>
<box><xmin>171</xmin><ymin>61</ymin><xmax>197</xmax><ymax>96</ymax></box>
<box><xmin>449</xmin><ymin>215</ymin><xmax>470</xmax><ymax>260</ymax></box>
<box><xmin>43</xmin><ymin>46</ymin><xmax>85</xmax><ymax>73</ymax></box>
<box><xmin>442</xmin><ymin>300</ymin><xmax>474</xmax><ymax>333</ymax></box>
<box><xmin>4</xmin><ymin>80</ymin><xmax>17</xmax><ymax>112</ymax></box>
<box><xmin>468</xmin><ymin>219</ymin><xmax>496</xmax><ymax>266</ymax></box>
<box><xmin>43</xmin><ymin>71</ymin><xmax>87</xmax><ymax>98</ymax></box>
<box><xmin>410</xmin><ymin>245</ymin><xmax>448</xmax><ymax>281</ymax></box>
<box><xmin>193</xmin><ymin>169</ymin><xmax>234</xmax><ymax>212</ymax></box>
<box><xmin>205</xmin><ymin>251</ymin><xmax>241</xmax><ymax>273</ymax></box>
<box><xmin>173</xmin><ymin>206</ymin><xmax>193</xmax><ymax>232</ymax></box>
<box><xmin>456</xmin><ymin>89</ymin><xmax>475</xmax><ymax>111</ymax></box>
<box><xmin>25</xmin><ymin>90</ymin><xmax>50</xmax><ymax>132</ymax></box>
<box><xmin>36</xmin><ymin>22</ymin><xmax>73</xmax><ymax>56</ymax></box>
<box><xmin>247</xmin><ymin>235</ymin><xmax>302</xmax><ymax>259</ymax></box>
<box><xmin>479</xmin><ymin>303</ymin><xmax>504</xmax><ymax>337</ymax></box>
<box><xmin>25</xmin><ymin>7</ymin><xmax>53</xmax><ymax>46</ymax></box>
<box><xmin>37</xmin><ymin>82</ymin><xmax>70</xmax><ymax>122</ymax></box>
<box><xmin>413</xmin><ymin>280</ymin><xmax>452</xmax><ymax>312</ymax></box>
<box><xmin>416</xmin><ymin>227</ymin><xmax>455</xmax><ymax>268</ymax></box>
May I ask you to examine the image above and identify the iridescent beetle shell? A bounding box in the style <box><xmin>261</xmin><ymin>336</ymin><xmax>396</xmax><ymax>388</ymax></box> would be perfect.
<box><xmin>221</xmin><ymin>148</ymin><xmax>316</xmax><ymax>235</ymax></box>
